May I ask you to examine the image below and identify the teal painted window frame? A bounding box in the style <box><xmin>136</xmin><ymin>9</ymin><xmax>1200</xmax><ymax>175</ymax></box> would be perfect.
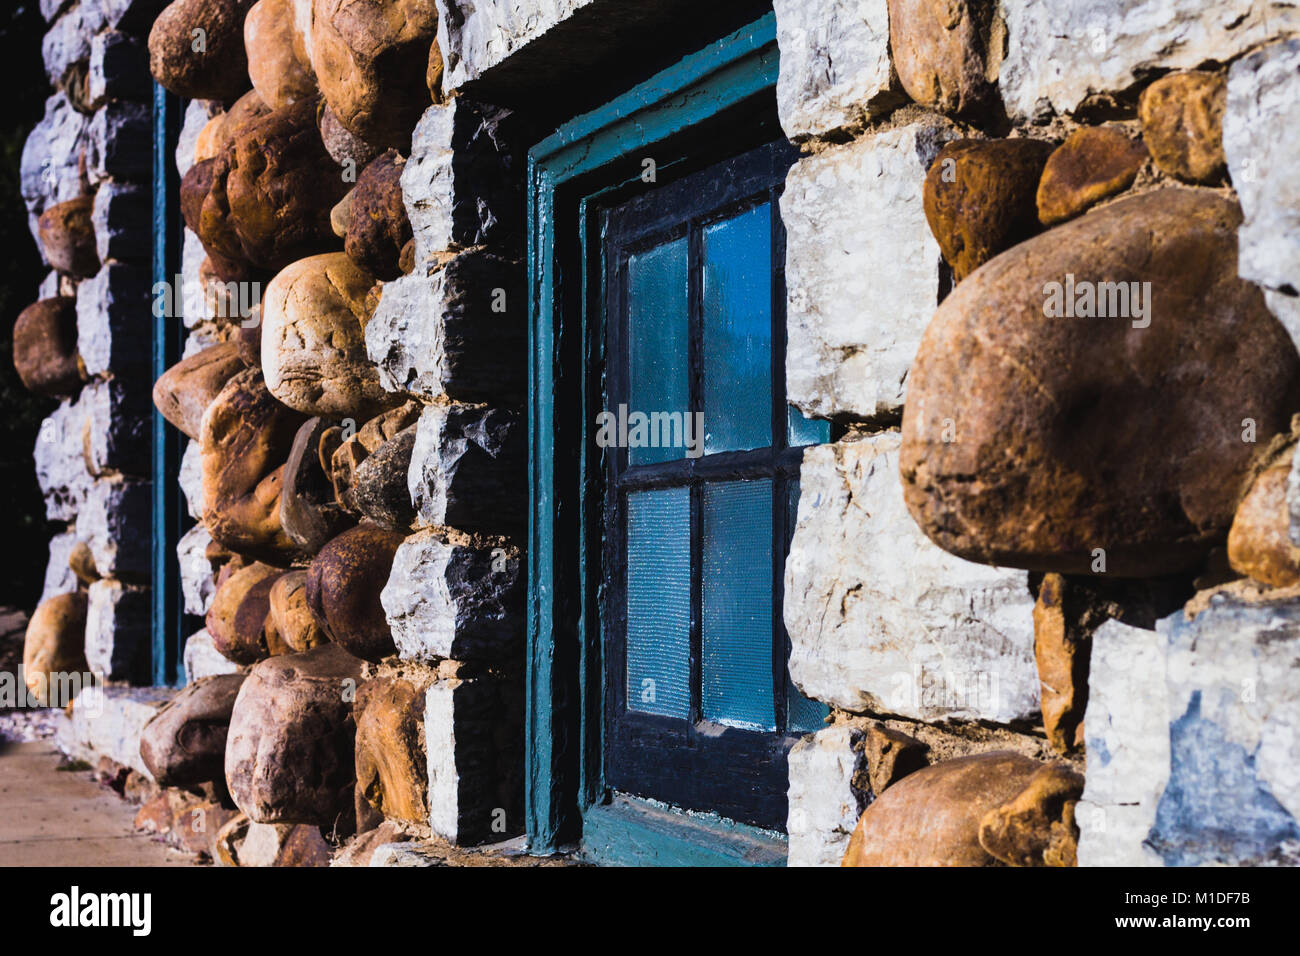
<box><xmin>526</xmin><ymin>14</ymin><xmax>791</xmax><ymax>862</ymax></box>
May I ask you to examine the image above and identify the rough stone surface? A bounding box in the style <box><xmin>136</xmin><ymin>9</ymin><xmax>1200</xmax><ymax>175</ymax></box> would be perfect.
<box><xmin>998</xmin><ymin>0</ymin><xmax>1299</xmax><ymax>122</ymax></box>
<box><xmin>83</xmin><ymin>475</ymin><xmax>152</xmax><ymax>579</ymax></box>
<box><xmin>40</xmin><ymin>527</ymin><xmax>82</xmax><ymax>605</ymax></box>
<box><xmin>58</xmin><ymin>686</ymin><xmax>177</xmax><ymax>780</ymax></box>
<box><xmin>244</xmin><ymin>0</ymin><xmax>317</xmax><ymax>110</ymax></box>
<box><xmin>409</xmin><ymin>402</ymin><xmax>524</xmax><ymax>533</ymax></box>
<box><xmin>85</xmin><ymin>578</ymin><xmax>152</xmax><ymax>684</ymax></box>
<box><xmin>887</xmin><ymin>0</ymin><xmax>1001</xmax><ymax>118</ymax></box>
<box><xmin>355</xmin><ymin>677</ymin><xmax>428</xmax><ymax>824</ymax></box>
<box><xmin>783</xmin><ymin>119</ymin><xmax>960</xmax><ymax>421</ymax></box>
<box><xmin>267</xmin><ymin>570</ymin><xmax>326</xmax><ymax>652</ymax></box>
<box><xmin>178</xmin><ymin>522</ymin><xmax>217</xmax><ymax>615</ymax></box>
<box><xmin>92</xmin><ymin>179</ymin><xmax>151</xmax><ymax>263</ymax></box>
<box><xmin>1224</xmin><ymin>39</ymin><xmax>1300</xmax><ymax>332</ymax></box>
<box><xmin>901</xmin><ymin>189</ymin><xmax>1300</xmax><ymax>576</ymax></box>
<box><xmin>424</xmin><ymin>674</ymin><xmax>524</xmax><ymax>844</ymax></box>
<box><xmin>1229</xmin><ymin>456</ymin><xmax>1300</xmax><ymax>587</ymax></box>
<box><xmin>305</xmin><ymin>523</ymin><xmax>404</xmax><ymax>662</ymax></box>
<box><xmin>183</xmin><ymin>628</ymin><xmax>242</xmax><ymax>680</ymax></box>
<box><xmin>206</xmin><ymin>560</ymin><xmax>281</xmax><ymax>665</ymax></box>
<box><xmin>139</xmin><ymin>673</ymin><xmax>247</xmax><ymax>787</ymax></box>
<box><xmin>224</xmin><ymin>643</ymin><xmax>364</xmax><ymax>827</ymax></box>
<box><xmin>402</xmin><ymin>99</ymin><xmax>518</xmax><ymax>263</ymax></box>
<box><xmin>433</xmin><ymin>0</ymin><xmax>594</xmax><ymax>92</ymax></box>
<box><xmin>180</xmin><ymin>439</ymin><xmax>204</xmax><ymax>519</ymax></box>
<box><xmin>76</xmin><ymin>262</ymin><xmax>152</xmax><ymax>378</ymax></box>
<box><xmin>147</xmin><ymin>0</ymin><xmax>253</xmax><ymax>101</ymax></box>
<box><xmin>382</xmin><ymin>529</ymin><xmax>521</xmax><ymax>662</ymax></box>
<box><xmin>367</xmin><ymin>250</ymin><xmax>525</xmax><ymax>402</ymax></box>
<box><xmin>38</xmin><ymin>195</ymin><xmax>98</xmax><ymax>277</ymax></box>
<box><xmin>772</xmin><ymin>0</ymin><xmax>897</xmax><ymax>141</ymax></box>
<box><xmin>843</xmin><ymin>752</ymin><xmax>1081</xmax><ymax>866</ymax></box>
<box><xmin>23</xmin><ymin>592</ymin><xmax>89</xmax><ymax>707</ymax></box>
<box><xmin>1076</xmin><ymin>618</ymin><xmax>1169</xmax><ymax>867</ymax></box>
<box><xmin>176</xmin><ymin>99</ymin><xmax>222</xmax><ymax>179</ymax></box>
<box><xmin>261</xmin><ymin>252</ymin><xmax>393</xmax><ymax>419</ymax></box>
<box><xmin>923</xmin><ymin>137</ymin><xmax>1054</xmax><ymax>281</ymax></box>
<box><xmin>1147</xmin><ymin>591</ymin><xmax>1300</xmax><ymax>866</ymax></box>
<box><xmin>1138</xmin><ymin>70</ymin><xmax>1227</xmax><ymax>185</ymax></box>
<box><xmin>86</xmin><ymin>100</ymin><xmax>152</xmax><ymax>185</ymax></box>
<box><xmin>785</xmin><ymin>433</ymin><xmax>1039</xmax><ymax>724</ymax></box>
<box><xmin>34</xmin><ymin>396</ymin><xmax>93</xmax><ymax>522</ymax></box>
<box><xmin>20</xmin><ymin>93</ymin><xmax>91</xmax><ymax>230</ymax></box>
<box><xmin>12</xmin><ymin>297</ymin><xmax>82</xmax><ymax>398</ymax></box>
<box><xmin>1036</xmin><ymin>126</ymin><xmax>1148</xmax><ymax>226</ymax></box>
<box><xmin>345</xmin><ymin>150</ymin><xmax>411</xmax><ymax>280</ymax></box>
<box><xmin>152</xmin><ymin>341</ymin><xmax>246</xmax><ymax>441</ymax></box>
<box><xmin>82</xmin><ymin>377</ymin><xmax>151</xmax><ymax>477</ymax></box>
<box><xmin>786</xmin><ymin>726</ymin><xmax>868</xmax><ymax>867</ymax></box>
<box><xmin>280</xmin><ymin>417</ymin><xmax>357</xmax><ymax>554</ymax></box>
<box><xmin>88</xmin><ymin>29</ymin><xmax>154</xmax><ymax>108</ymax></box>
<box><xmin>311</xmin><ymin>0</ymin><xmax>440</xmax><ymax>149</ymax></box>
<box><xmin>200</xmin><ymin>368</ymin><xmax>309</xmax><ymax>564</ymax></box>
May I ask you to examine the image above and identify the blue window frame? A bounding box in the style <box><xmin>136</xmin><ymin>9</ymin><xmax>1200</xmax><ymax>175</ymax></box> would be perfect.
<box><xmin>527</xmin><ymin>14</ymin><xmax>827</xmax><ymax>863</ymax></box>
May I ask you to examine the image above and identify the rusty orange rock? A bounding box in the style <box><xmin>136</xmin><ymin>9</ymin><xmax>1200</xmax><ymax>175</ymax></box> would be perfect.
<box><xmin>1227</xmin><ymin>456</ymin><xmax>1300</xmax><ymax>587</ymax></box>
<box><xmin>1036</xmin><ymin>126</ymin><xmax>1148</xmax><ymax>225</ymax></box>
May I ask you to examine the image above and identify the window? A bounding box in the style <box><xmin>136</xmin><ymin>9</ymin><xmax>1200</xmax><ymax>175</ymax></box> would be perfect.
<box><xmin>600</xmin><ymin>141</ymin><xmax>829</xmax><ymax>829</ymax></box>
<box><xmin>527</xmin><ymin>13</ymin><xmax>825</xmax><ymax>860</ymax></box>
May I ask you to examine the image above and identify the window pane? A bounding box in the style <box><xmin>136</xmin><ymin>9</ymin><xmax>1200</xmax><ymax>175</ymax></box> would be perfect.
<box><xmin>786</xmin><ymin>404</ymin><xmax>831</xmax><ymax>447</ymax></box>
<box><xmin>702</xmin><ymin>479</ymin><xmax>774</xmax><ymax>730</ymax></box>
<box><xmin>627</xmin><ymin>238</ymin><xmax>689</xmax><ymax>465</ymax></box>
<box><xmin>626</xmin><ymin>487</ymin><xmax>691</xmax><ymax>718</ymax></box>
<box><xmin>702</xmin><ymin>204</ymin><xmax>773</xmax><ymax>455</ymax></box>
<box><xmin>784</xmin><ymin>477</ymin><xmax>829</xmax><ymax>733</ymax></box>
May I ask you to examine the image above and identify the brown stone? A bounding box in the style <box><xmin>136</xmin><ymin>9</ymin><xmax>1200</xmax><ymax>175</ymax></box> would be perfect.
<box><xmin>318</xmin><ymin>102</ymin><xmax>381</xmax><ymax>169</ymax></box>
<box><xmin>139</xmin><ymin>673</ymin><xmax>247</xmax><ymax>787</ymax></box>
<box><xmin>352</xmin><ymin>425</ymin><xmax>417</xmax><ymax>530</ymax></box>
<box><xmin>13</xmin><ymin>297</ymin><xmax>83</xmax><ymax>397</ymax></box>
<box><xmin>201</xmin><ymin>254</ymin><xmax>263</xmax><ymax>325</ymax></box>
<box><xmin>260</xmin><ymin>252</ymin><xmax>393</xmax><ymax>419</ymax></box>
<box><xmin>152</xmin><ymin>342</ymin><xmax>246</xmax><ymax>441</ymax></box>
<box><xmin>148</xmin><ymin>0</ymin><xmax>254</xmax><ymax>101</ymax></box>
<box><xmin>887</xmin><ymin>0</ymin><xmax>1001</xmax><ymax>118</ymax></box>
<box><xmin>207</xmin><ymin>89</ymin><xmax>272</xmax><ymax>156</ymax></box>
<box><xmin>69</xmin><ymin>541</ymin><xmax>100</xmax><ymax>586</ymax></box>
<box><xmin>236</xmin><ymin>307</ymin><xmax>262</xmax><ymax>369</ymax></box>
<box><xmin>200</xmin><ymin>368</ymin><xmax>309</xmax><ymax>564</ymax></box>
<box><xmin>305</xmin><ymin>524</ymin><xmax>404</xmax><ymax>662</ymax></box>
<box><xmin>23</xmin><ymin>592</ymin><xmax>89</xmax><ymax>707</ymax></box>
<box><xmin>345</xmin><ymin>150</ymin><xmax>411</xmax><ymax>280</ymax></box>
<box><xmin>842</xmin><ymin>752</ymin><xmax>1080</xmax><ymax>866</ymax></box>
<box><xmin>355</xmin><ymin>677</ymin><xmax>428</xmax><ymax>823</ymax></box>
<box><xmin>37</xmin><ymin>196</ymin><xmax>98</xmax><ymax>278</ymax></box>
<box><xmin>900</xmin><ymin>189</ymin><xmax>1300</xmax><ymax>576</ymax></box>
<box><xmin>1033</xmin><ymin>573</ymin><xmax>1088</xmax><ymax>754</ymax></box>
<box><xmin>206</xmin><ymin>560</ymin><xmax>281</xmax><ymax>664</ymax></box>
<box><xmin>1138</xmin><ymin>71</ymin><xmax>1227</xmax><ymax>185</ymax></box>
<box><xmin>224</xmin><ymin>642</ymin><xmax>364</xmax><ymax>827</ymax></box>
<box><xmin>978</xmin><ymin>761</ymin><xmax>1084</xmax><ymax>867</ymax></box>
<box><xmin>213</xmin><ymin>811</ymin><xmax>248</xmax><ymax>866</ymax></box>
<box><xmin>311</xmin><ymin>0</ymin><xmax>440</xmax><ymax>150</ymax></box>
<box><xmin>923</xmin><ymin>138</ymin><xmax>1056</xmax><ymax>281</ymax></box>
<box><xmin>856</xmin><ymin>723</ymin><xmax>929</xmax><ymax>798</ymax></box>
<box><xmin>244</xmin><ymin>0</ymin><xmax>318</xmax><ymax>110</ymax></box>
<box><xmin>1037</xmin><ymin>126</ymin><xmax>1148</xmax><ymax>225</ymax></box>
<box><xmin>427</xmin><ymin>35</ymin><xmax>444</xmax><ymax>102</ymax></box>
<box><xmin>281</xmin><ymin>417</ymin><xmax>358</xmax><ymax>553</ymax></box>
<box><xmin>222</xmin><ymin>98</ymin><xmax>352</xmax><ymax>271</ymax></box>
<box><xmin>1227</xmin><ymin>456</ymin><xmax>1300</xmax><ymax>587</ymax></box>
<box><xmin>329</xmin><ymin>401</ymin><xmax>422</xmax><ymax>514</ymax></box>
<box><xmin>330</xmin><ymin>188</ymin><xmax>353</xmax><ymax>238</ymax></box>
<box><xmin>398</xmin><ymin>237</ymin><xmax>415</xmax><ymax>275</ymax></box>
<box><xmin>267</xmin><ymin>570</ymin><xmax>328</xmax><ymax>652</ymax></box>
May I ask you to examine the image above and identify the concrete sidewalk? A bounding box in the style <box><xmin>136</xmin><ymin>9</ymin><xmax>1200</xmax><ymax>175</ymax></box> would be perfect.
<box><xmin>0</xmin><ymin>740</ymin><xmax>194</xmax><ymax>867</ymax></box>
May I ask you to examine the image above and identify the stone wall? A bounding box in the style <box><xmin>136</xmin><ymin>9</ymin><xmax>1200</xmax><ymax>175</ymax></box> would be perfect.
<box><xmin>19</xmin><ymin>0</ymin><xmax>161</xmax><ymax>707</ymax></box>
<box><xmin>15</xmin><ymin>0</ymin><xmax>1300</xmax><ymax>867</ymax></box>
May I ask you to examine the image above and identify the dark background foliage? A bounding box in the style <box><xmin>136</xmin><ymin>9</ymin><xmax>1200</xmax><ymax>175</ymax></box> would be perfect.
<box><xmin>0</xmin><ymin>4</ymin><xmax>59</xmax><ymax>612</ymax></box>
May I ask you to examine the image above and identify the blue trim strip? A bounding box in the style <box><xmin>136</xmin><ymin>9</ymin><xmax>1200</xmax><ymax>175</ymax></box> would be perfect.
<box><xmin>526</xmin><ymin>14</ymin><xmax>781</xmax><ymax>856</ymax></box>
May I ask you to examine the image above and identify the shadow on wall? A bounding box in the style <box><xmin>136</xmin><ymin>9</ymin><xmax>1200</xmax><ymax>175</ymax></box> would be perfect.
<box><xmin>0</xmin><ymin>3</ymin><xmax>59</xmax><ymax>612</ymax></box>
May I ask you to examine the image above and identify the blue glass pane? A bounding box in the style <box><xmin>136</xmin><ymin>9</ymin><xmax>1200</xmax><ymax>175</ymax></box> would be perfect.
<box><xmin>784</xmin><ymin>477</ymin><xmax>828</xmax><ymax>733</ymax></box>
<box><xmin>787</xmin><ymin>404</ymin><xmax>831</xmax><ymax>447</ymax></box>
<box><xmin>627</xmin><ymin>238</ymin><xmax>689</xmax><ymax>465</ymax></box>
<box><xmin>626</xmin><ymin>487</ymin><xmax>691</xmax><ymax>718</ymax></box>
<box><xmin>703</xmin><ymin>204</ymin><xmax>773</xmax><ymax>455</ymax></box>
<box><xmin>702</xmin><ymin>479</ymin><xmax>774</xmax><ymax>730</ymax></box>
